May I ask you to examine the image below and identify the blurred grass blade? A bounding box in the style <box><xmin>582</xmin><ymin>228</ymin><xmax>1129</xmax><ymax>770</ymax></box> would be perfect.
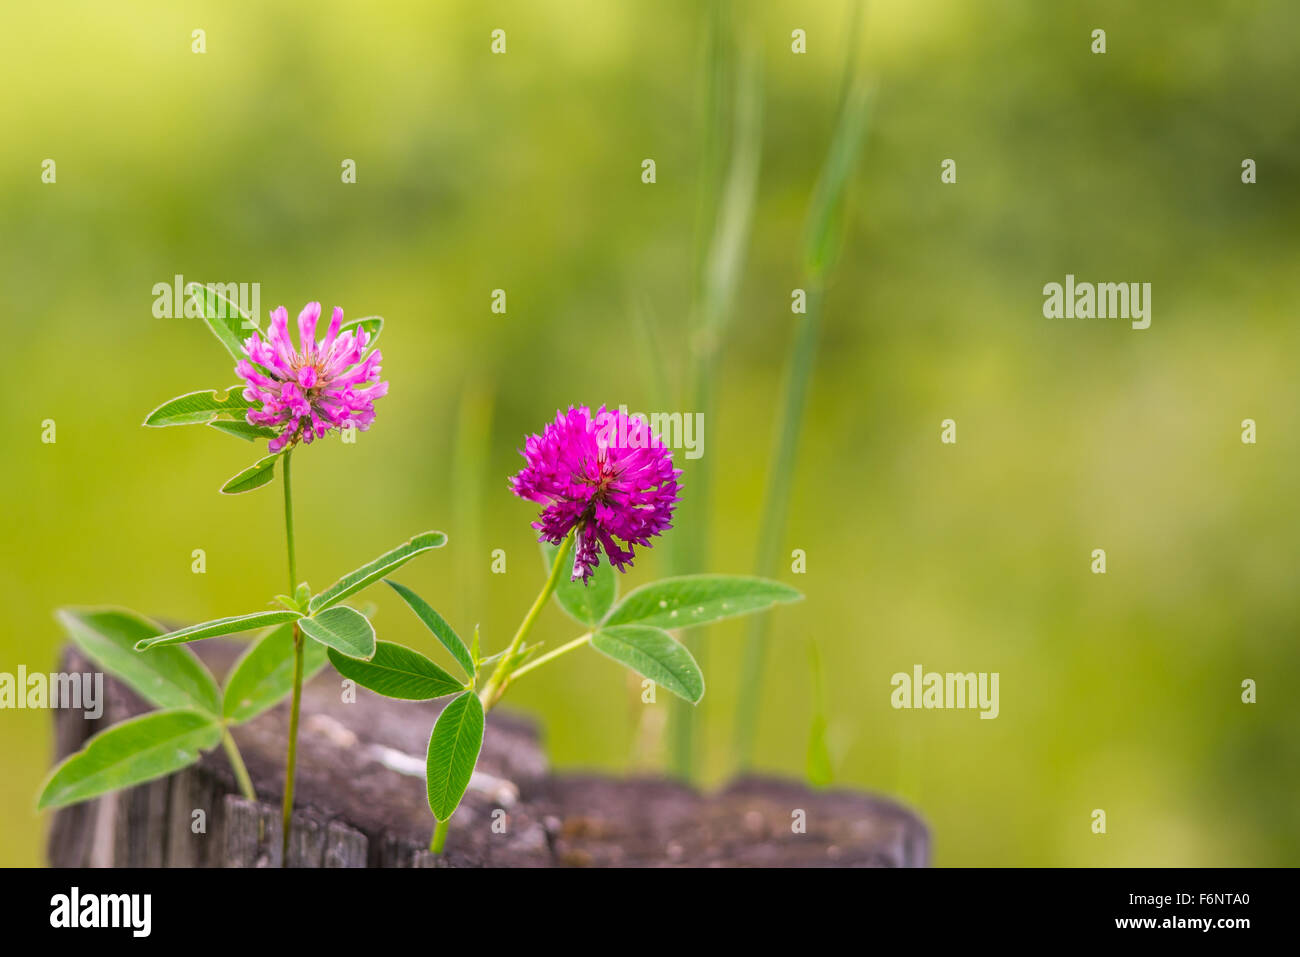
<box><xmin>698</xmin><ymin>42</ymin><xmax>763</xmax><ymax>345</ymax></box>
<box><xmin>451</xmin><ymin>382</ymin><xmax>493</xmax><ymax>614</ymax></box>
<box><xmin>676</xmin><ymin>36</ymin><xmax>765</xmax><ymax>572</ymax></box>
<box><xmin>669</xmin><ymin>16</ymin><xmax>765</xmax><ymax>782</ymax></box>
<box><xmin>802</xmin><ymin>78</ymin><xmax>874</xmax><ymax>276</ymax></box>
<box><xmin>733</xmin><ymin>285</ymin><xmax>824</xmax><ymax>767</ymax></box>
<box><xmin>805</xmin><ymin>640</ymin><xmax>833</xmax><ymax>787</ymax></box>
<box><xmin>734</xmin><ymin>3</ymin><xmax>873</xmax><ymax>770</ymax></box>
<box><xmin>631</xmin><ymin>295</ymin><xmax>675</xmax><ymax>417</ymax></box>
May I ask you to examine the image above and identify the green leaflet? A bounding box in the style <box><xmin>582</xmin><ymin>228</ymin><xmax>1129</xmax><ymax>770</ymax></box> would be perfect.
<box><xmin>208</xmin><ymin>420</ymin><xmax>278</xmax><ymax>443</ymax></box>
<box><xmin>802</xmin><ymin>79</ymin><xmax>874</xmax><ymax>276</ymax></box>
<box><xmin>221</xmin><ymin>623</ymin><xmax>330</xmax><ymax>724</ymax></box>
<box><xmin>327</xmin><ymin>641</ymin><xmax>464</xmax><ymax>700</ymax></box>
<box><xmin>340</xmin><ymin>315</ymin><xmax>383</xmax><ymax>354</ymax></box>
<box><xmin>591</xmin><ymin>625</ymin><xmax>704</xmax><ymax>704</ymax></box>
<box><xmin>134</xmin><ymin>610</ymin><xmax>302</xmax><ymax>651</ymax></box>
<box><xmin>220</xmin><ymin>455</ymin><xmax>280</xmax><ymax>494</ymax></box>
<box><xmin>186</xmin><ymin>282</ymin><xmax>262</xmax><ymax>362</ymax></box>
<box><xmin>425</xmin><ymin>691</ymin><xmax>484</xmax><ymax>821</ymax></box>
<box><xmin>37</xmin><ymin>709</ymin><xmax>222</xmax><ymax>810</ymax></box>
<box><xmin>299</xmin><ymin>606</ymin><xmax>376</xmax><ymax>660</ymax></box>
<box><xmin>383</xmin><ymin>580</ymin><xmax>474</xmax><ymax>679</ymax></box>
<box><xmin>540</xmin><ymin>541</ymin><xmax>615</xmax><ymax>627</ymax></box>
<box><xmin>143</xmin><ymin>387</ymin><xmax>251</xmax><ymax>428</ymax></box>
<box><xmin>603</xmin><ymin>575</ymin><xmax>802</xmax><ymax>631</ymax></box>
<box><xmin>57</xmin><ymin>607</ymin><xmax>221</xmax><ymax>715</ymax></box>
<box><xmin>309</xmin><ymin>531</ymin><xmax>448</xmax><ymax>613</ymax></box>
<box><xmin>805</xmin><ymin>641</ymin><xmax>833</xmax><ymax>788</ymax></box>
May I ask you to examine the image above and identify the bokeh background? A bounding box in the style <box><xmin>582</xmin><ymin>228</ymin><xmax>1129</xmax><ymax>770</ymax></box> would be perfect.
<box><xmin>2</xmin><ymin>0</ymin><xmax>1297</xmax><ymax>867</ymax></box>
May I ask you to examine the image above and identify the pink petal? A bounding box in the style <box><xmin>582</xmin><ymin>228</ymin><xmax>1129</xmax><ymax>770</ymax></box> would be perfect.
<box><xmin>297</xmin><ymin>302</ymin><xmax>321</xmax><ymax>356</ymax></box>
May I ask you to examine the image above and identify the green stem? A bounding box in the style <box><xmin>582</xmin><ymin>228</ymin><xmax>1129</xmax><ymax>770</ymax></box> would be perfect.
<box><xmin>730</xmin><ymin>1</ymin><xmax>867</xmax><ymax>772</ymax></box>
<box><xmin>733</xmin><ymin>283</ymin><xmax>824</xmax><ymax>767</ymax></box>
<box><xmin>279</xmin><ymin>449</ymin><xmax>302</xmax><ymax>866</ymax></box>
<box><xmin>430</xmin><ymin>818</ymin><xmax>450</xmax><ymax>855</ymax></box>
<box><xmin>221</xmin><ymin>729</ymin><xmax>256</xmax><ymax>802</ymax></box>
<box><xmin>282</xmin><ymin>450</ymin><xmax>297</xmax><ymax>592</ymax></box>
<box><xmin>282</xmin><ymin>624</ymin><xmax>304</xmax><ymax>863</ymax></box>
<box><xmin>478</xmin><ymin>528</ymin><xmax>576</xmax><ymax>712</ymax></box>
<box><xmin>507</xmin><ymin>633</ymin><xmax>592</xmax><ymax>683</ymax></box>
<box><xmin>430</xmin><ymin>530</ymin><xmax>576</xmax><ymax>856</ymax></box>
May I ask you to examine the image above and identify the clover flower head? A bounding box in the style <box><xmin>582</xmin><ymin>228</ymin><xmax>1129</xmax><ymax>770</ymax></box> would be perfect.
<box><xmin>236</xmin><ymin>303</ymin><xmax>387</xmax><ymax>453</ymax></box>
<box><xmin>510</xmin><ymin>405</ymin><xmax>682</xmax><ymax>582</ymax></box>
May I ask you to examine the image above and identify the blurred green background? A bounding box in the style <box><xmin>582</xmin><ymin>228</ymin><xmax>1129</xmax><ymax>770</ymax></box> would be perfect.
<box><xmin>2</xmin><ymin>0</ymin><xmax>1297</xmax><ymax>866</ymax></box>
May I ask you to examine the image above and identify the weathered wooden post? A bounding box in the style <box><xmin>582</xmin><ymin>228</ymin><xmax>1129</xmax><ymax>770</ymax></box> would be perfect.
<box><xmin>48</xmin><ymin>641</ymin><xmax>928</xmax><ymax>867</ymax></box>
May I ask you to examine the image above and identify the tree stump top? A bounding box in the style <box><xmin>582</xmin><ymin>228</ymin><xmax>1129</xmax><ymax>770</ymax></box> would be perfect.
<box><xmin>48</xmin><ymin>640</ymin><xmax>928</xmax><ymax>867</ymax></box>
